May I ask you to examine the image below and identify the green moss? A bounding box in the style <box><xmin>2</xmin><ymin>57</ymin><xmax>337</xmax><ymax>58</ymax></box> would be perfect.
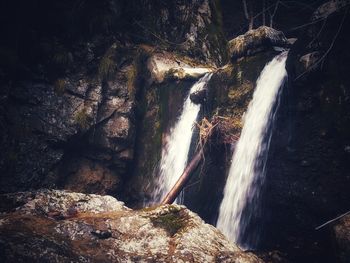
<box><xmin>126</xmin><ymin>63</ymin><xmax>137</xmax><ymax>97</ymax></box>
<box><xmin>142</xmin><ymin>87</ymin><xmax>162</xmax><ymax>175</ymax></box>
<box><xmin>98</xmin><ymin>43</ymin><xmax>119</xmax><ymax>81</ymax></box>
<box><xmin>98</xmin><ymin>56</ymin><xmax>115</xmax><ymax>80</ymax></box>
<box><xmin>74</xmin><ymin>108</ymin><xmax>89</xmax><ymax>130</ymax></box>
<box><xmin>54</xmin><ymin>79</ymin><xmax>66</xmax><ymax>95</ymax></box>
<box><xmin>150</xmin><ymin>210</ymin><xmax>186</xmax><ymax>236</ymax></box>
<box><xmin>206</xmin><ymin>52</ymin><xmax>278</xmax><ymax>140</ymax></box>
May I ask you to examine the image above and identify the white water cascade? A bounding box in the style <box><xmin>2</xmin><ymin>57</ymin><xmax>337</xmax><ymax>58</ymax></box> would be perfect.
<box><xmin>216</xmin><ymin>52</ymin><xmax>288</xmax><ymax>249</ymax></box>
<box><xmin>151</xmin><ymin>73</ymin><xmax>213</xmax><ymax>204</ymax></box>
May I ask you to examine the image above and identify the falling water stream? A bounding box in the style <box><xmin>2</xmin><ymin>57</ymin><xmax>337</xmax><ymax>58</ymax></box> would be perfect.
<box><xmin>151</xmin><ymin>73</ymin><xmax>213</xmax><ymax>204</ymax></box>
<box><xmin>216</xmin><ymin>52</ymin><xmax>288</xmax><ymax>250</ymax></box>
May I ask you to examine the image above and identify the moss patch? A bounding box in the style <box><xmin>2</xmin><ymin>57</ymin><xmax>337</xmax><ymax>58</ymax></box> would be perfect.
<box><xmin>150</xmin><ymin>208</ymin><xmax>187</xmax><ymax>236</ymax></box>
<box><xmin>54</xmin><ymin>79</ymin><xmax>66</xmax><ymax>95</ymax></box>
<box><xmin>74</xmin><ymin>108</ymin><xmax>90</xmax><ymax>130</ymax></box>
<box><xmin>98</xmin><ymin>44</ymin><xmax>118</xmax><ymax>81</ymax></box>
<box><xmin>126</xmin><ymin>63</ymin><xmax>137</xmax><ymax>97</ymax></box>
<box><xmin>98</xmin><ymin>56</ymin><xmax>115</xmax><ymax>80</ymax></box>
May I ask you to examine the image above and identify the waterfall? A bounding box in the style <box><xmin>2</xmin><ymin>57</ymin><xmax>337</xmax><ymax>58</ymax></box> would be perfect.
<box><xmin>151</xmin><ymin>73</ymin><xmax>213</xmax><ymax>204</ymax></box>
<box><xmin>216</xmin><ymin>52</ymin><xmax>288</xmax><ymax>249</ymax></box>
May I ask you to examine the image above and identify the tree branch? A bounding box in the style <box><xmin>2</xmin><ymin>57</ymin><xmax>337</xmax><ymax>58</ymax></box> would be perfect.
<box><xmin>315</xmin><ymin>210</ymin><xmax>350</xmax><ymax>230</ymax></box>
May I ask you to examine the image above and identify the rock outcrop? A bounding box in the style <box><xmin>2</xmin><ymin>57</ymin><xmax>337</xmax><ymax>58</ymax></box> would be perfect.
<box><xmin>147</xmin><ymin>52</ymin><xmax>213</xmax><ymax>84</ymax></box>
<box><xmin>190</xmin><ymin>88</ymin><xmax>208</xmax><ymax>105</ymax></box>
<box><xmin>0</xmin><ymin>189</ymin><xmax>262</xmax><ymax>263</ymax></box>
<box><xmin>184</xmin><ymin>50</ymin><xmax>280</xmax><ymax>225</ymax></box>
<box><xmin>228</xmin><ymin>26</ymin><xmax>288</xmax><ymax>60</ymax></box>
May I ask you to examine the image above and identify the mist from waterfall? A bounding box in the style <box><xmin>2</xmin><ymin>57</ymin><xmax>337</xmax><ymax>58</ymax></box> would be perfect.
<box><xmin>151</xmin><ymin>73</ymin><xmax>213</xmax><ymax>204</ymax></box>
<box><xmin>216</xmin><ymin>52</ymin><xmax>288</xmax><ymax>250</ymax></box>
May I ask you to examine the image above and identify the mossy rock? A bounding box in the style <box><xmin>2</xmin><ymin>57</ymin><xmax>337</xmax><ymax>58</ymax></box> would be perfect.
<box><xmin>208</xmin><ymin>50</ymin><xmax>278</xmax><ymax>119</ymax></box>
<box><xmin>228</xmin><ymin>26</ymin><xmax>288</xmax><ymax>60</ymax></box>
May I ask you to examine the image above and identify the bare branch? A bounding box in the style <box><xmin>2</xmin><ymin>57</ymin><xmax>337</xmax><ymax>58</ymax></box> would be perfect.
<box><xmin>315</xmin><ymin>210</ymin><xmax>350</xmax><ymax>230</ymax></box>
<box><xmin>242</xmin><ymin>0</ymin><xmax>250</xmax><ymax>20</ymax></box>
<box><xmin>295</xmin><ymin>8</ymin><xmax>348</xmax><ymax>81</ymax></box>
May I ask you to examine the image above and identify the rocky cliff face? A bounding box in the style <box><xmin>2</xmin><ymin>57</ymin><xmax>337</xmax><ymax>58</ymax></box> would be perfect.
<box><xmin>262</xmin><ymin>1</ymin><xmax>350</xmax><ymax>261</ymax></box>
<box><xmin>126</xmin><ymin>0</ymin><xmax>228</xmax><ymax>66</ymax></box>
<box><xmin>0</xmin><ymin>190</ymin><xmax>262</xmax><ymax>263</ymax></box>
<box><xmin>0</xmin><ymin>0</ymin><xmax>226</xmax><ymax>197</ymax></box>
<box><xmin>0</xmin><ymin>43</ymin><xmax>141</xmax><ymax>195</ymax></box>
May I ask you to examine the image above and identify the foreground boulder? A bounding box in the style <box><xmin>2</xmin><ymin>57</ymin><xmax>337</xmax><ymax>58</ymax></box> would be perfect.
<box><xmin>0</xmin><ymin>190</ymin><xmax>262</xmax><ymax>263</ymax></box>
<box><xmin>228</xmin><ymin>26</ymin><xmax>288</xmax><ymax>60</ymax></box>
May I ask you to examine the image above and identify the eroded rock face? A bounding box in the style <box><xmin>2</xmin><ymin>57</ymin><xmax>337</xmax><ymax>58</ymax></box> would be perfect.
<box><xmin>228</xmin><ymin>26</ymin><xmax>288</xmax><ymax>60</ymax></box>
<box><xmin>0</xmin><ymin>0</ymin><xmax>229</xmax><ymax>197</ymax></box>
<box><xmin>0</xmin><ymin>43</ymin><xmax>140</xmax><ymax>195</ymax></box>
<box><xmin>60</xmin><ymin>157</ymin><xmax>121</xmax><ymax>195</ymax></box>
<box><xmin>0</xmin><ymin>190</ymin><xmax>262</xmax><ymax>263</ymax></box>
<box><xmin>131</xmin><ymin>0</ymin><xmax>228</xmax><ymax>66</ymax></box>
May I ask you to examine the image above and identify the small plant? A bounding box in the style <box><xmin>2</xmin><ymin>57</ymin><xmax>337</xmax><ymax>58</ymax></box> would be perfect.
<box><xmin>98</xmin><ymin>55</ymin><xmax>115</xmax><ymax>80</ymax></box>
<box><xmin>74</xmin><ymin>108</ymin><xmax>90</xmax><ymax>130</ymax></box>
<box><xmin>98</xmin><ymin>43</ymin><xmax>119</xmax><ymax>80</ymax></box>
<box><xmin>54</xmin><ymin>79</ymin><xmax>66</xmax><ymax>95</ymax></box>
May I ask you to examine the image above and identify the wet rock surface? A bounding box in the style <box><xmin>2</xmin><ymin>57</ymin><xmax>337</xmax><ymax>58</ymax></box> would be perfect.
<box><xmin>0</xmin><ymin>190</ymin><xmax>262</xmax><ymax>263</ymax></box>
<box><xmin>190</xmin><ymin>88</ymin><xmax>208</xmax><ymax>105</ymax></box>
